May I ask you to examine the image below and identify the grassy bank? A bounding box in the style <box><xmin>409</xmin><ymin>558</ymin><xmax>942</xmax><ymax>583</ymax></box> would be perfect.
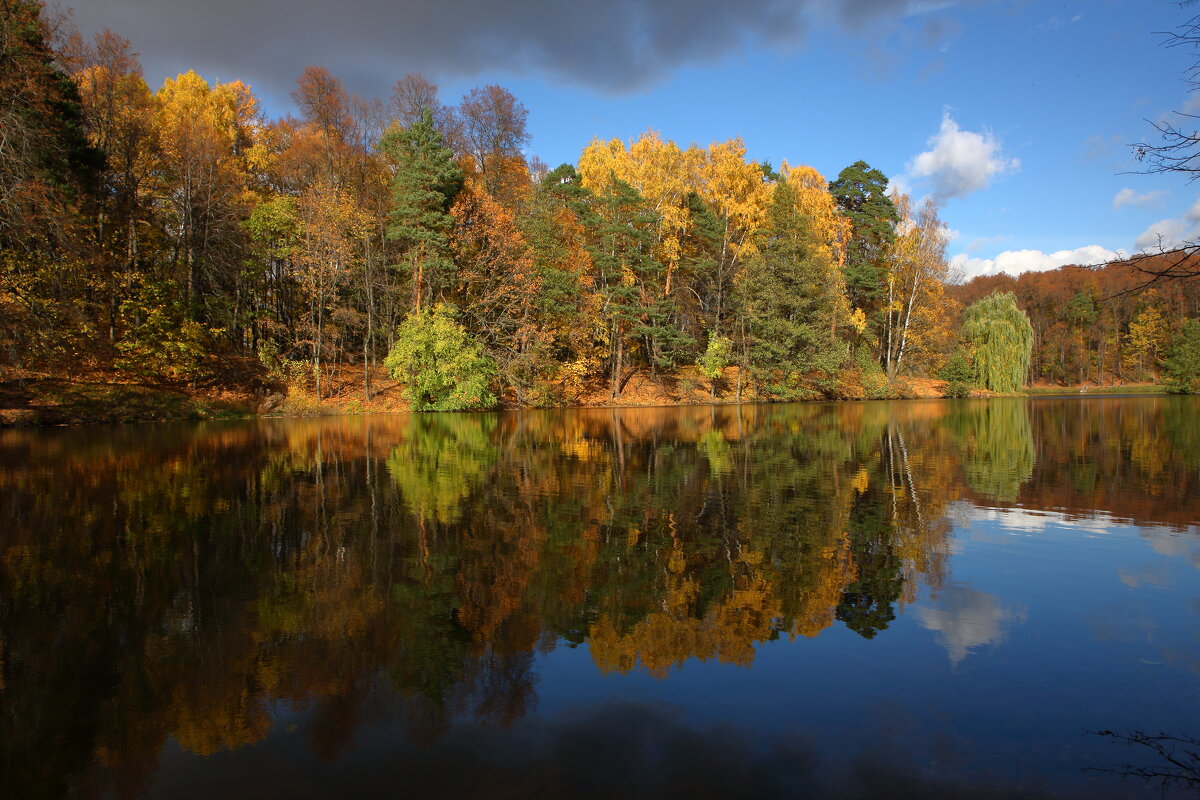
<box><xmin>1025</xmin><ymin>384</ymin><xmax>1168</xmax><ymax>396</ymax></box>
<box><xmin>1</xmin><ymin>363</ymin><xmax>957</xmax><ymax>427</ymax></box>
<box><xmin>0</xmin><ymin>376</ymin><xmax>257</xmax><ymax>427</ymax></box>
<box><xmin>9</xmin><ymin>370</ymin><xmax>1176</xmax><ymax>429</ymax></box>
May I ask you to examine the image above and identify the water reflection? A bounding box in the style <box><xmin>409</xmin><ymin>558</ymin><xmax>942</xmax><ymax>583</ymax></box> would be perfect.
<box><xmin>916</xmin><ymin>584</ymin><xmax>1027</xmax><ymax>665</ymax></box>
<box><xmin>0</xmin><ymin>397</ymin><xmax>1197</xmax><ymax>798</ymax></box>
<box><xmin>949</xmin><ymin>399</ymin><xmax>1035</xmax><ymax>503</ymax></box>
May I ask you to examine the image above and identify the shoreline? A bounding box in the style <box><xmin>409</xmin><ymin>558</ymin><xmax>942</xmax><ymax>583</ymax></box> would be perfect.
<box><xmin>0</xmin><ymin>372</ymin><xmax>1173</xmax><ymax>428</ymax></box>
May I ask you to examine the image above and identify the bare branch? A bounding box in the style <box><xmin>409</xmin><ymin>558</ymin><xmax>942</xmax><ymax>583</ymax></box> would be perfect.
<box><xmin>1131</xmin><ymin>10</ymin><xmax>1200</xmax><ymax>178</ymax></box>
<box><xmin>1086</xmin><ymin>730</ymin><xmax>1200</xmax><ymax>795</ymax></box>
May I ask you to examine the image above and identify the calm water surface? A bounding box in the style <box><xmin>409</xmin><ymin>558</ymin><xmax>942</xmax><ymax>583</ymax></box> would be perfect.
<box><xmin>2</xmin><ymin>397</ymin><xmax>1199</xmax><ymax>799</ymax></box>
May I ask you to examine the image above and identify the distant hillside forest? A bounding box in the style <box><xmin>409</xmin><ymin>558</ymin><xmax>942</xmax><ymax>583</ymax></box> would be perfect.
<box><xmin>2</xmin><ymin>1</ymin><xmax>1199</xmax><ymax>413</ymax></box>
<box><xmin>950</xmin><ymin>257</ymin><xmax>1200</xmax><ymax>388</ymax></box>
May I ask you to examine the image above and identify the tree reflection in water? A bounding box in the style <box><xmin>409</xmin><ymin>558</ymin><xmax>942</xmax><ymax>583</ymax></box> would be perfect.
<box><xmin>0</xmin><ymin>397</ymin><xmax>1197</xmax><ymax>798</ymax></box>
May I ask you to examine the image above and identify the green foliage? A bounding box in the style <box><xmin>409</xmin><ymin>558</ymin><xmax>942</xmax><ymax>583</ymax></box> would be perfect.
<box><xmin>380</xmin><ymin>109</ymin><xmax>464</xmax><ymax>302</ymax></box>
<box><xmin>960</xmin><ymin>291</ymin><xmax>1033</xmax><ymax>393</ymax></box>
<box><xmin>1066</xmin><ymin>292</ymin><xmax>1097</xmax><ymax>327</ymax></box>
<box><xmin>539</xmin><ymin>163</ymin><xmax>596</xmax><ymax>217</ymax></box>
<box><xmin>590</xmin><ymin>178</ymin><xmax>663</xmax><ymax>393</ymax></box>
<box><xmin>255</xmin><ymin>338</ymin><xmax>308</xmax><ymax>389</ymax></box>
<box><xmin>384</xmin><ymin>305</ymin><xmax>497</xmax><ymax>411</ymax></box>
<box><xmin>698</xmin><ymin>333</ymin><xmax>732</xmax><ymax>398</ymax></box>
<box><xmin>741</xmin><ymin>175</ymin><xmax>848</xmax><ymax>399</ymax></box>
<box><xmin>116</xmin><ymin>280</ymin><xmax>215</xmax><ymax>382</ymax></box>
<box><xmin>386</xmin><ymin>414</ymin><xmax>499</xmax><ymax>523</ymax></box>
<box><xmin>680</xmin><ymin>191</ymin><xmax>723</xmax><ymax>337</ymax></box>
<box><xmin>696</xmin><ymin>429</ymin><xmax>733</xmax><ymax>475</ymax></box>
<box><xmin>939</xmin><ymin>350</ymin><xmax>975</xmax><ymax>398</ymax></box>
<box><xmin>1164</xmin><ymin>318</ymin><xmax>1200</xmax><ymax>394</ymax></box>
<box><xmin>949</xmin><ymin>399</ymin><xmax>1035</xmax><ymax>502</ymax></box>
<box><xmin>829</xmin><ymin>161</ymin><xmax>898</xmax><ymax>312</ymax></box>
<box><xmin>524</xmin><ymin>165</ymin><xmax>595</xmax><ymax>334</ymax></box>
<box><xmin>0</xmin><ymin>0</ymin><xmax>102</xmax><ymax>248</ymax></box>
<box><xmin>699</xmin><ymin>334</ymin><xmax>732</xmax><ymax>381</ymax></box>
<box><xmin>854</xmin><ymin>346</ymin><xmax>890</xmax><ymax>399</ymax></box>
<box><xmin>246</xmin><ymin>196</ymin><xmax>299</xmax><ymax>259</ymax></box>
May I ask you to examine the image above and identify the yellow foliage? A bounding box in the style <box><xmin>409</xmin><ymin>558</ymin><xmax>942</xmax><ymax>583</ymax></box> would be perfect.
<box><xmin>581</xmin><ymin>131</ymin><xmax>771</xmax><ymax>296</ymax></box>
<box><xmin>698</xmin><ymin>138</ymin><xmax>771</xmax><ymax>263</ymax></box>
<box><xmin>580</xmin><ymin>131</ymin><xmax>702</xmax><ymax>291</ymax></box>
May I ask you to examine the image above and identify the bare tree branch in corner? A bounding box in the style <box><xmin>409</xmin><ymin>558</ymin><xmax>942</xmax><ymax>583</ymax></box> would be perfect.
<box><xmin>1086</xmin><ymin>730</ymin><xmax>1200</xmax><ymax>796</ymax></box>
<box><xmin>1111</xmin><ymin>245</ymin><xmax>1200</xmax><ymax>296</ymax></box>
<box><xmin>1133</xmin><ymin>1</ymin><xmax>1200</xmax><ymax>174</ymax></box>
<box><xmin>1116</xmin><ymin>3</ymin><xmax>1200</xmax><ymax>290</ymax></box>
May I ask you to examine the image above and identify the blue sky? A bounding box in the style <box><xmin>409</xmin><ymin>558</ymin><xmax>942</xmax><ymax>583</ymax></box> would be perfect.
<box><xmin>72</xmin><ymin>0</ymin><xmax>1198</xmax><ymax>279</ymax></box>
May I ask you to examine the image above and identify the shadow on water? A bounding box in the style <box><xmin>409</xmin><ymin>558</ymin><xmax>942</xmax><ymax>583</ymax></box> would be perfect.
<box><xmin>148</xmin><ymin>701</ymin><xmax>1069</xmax><ymax>800</ymax></box>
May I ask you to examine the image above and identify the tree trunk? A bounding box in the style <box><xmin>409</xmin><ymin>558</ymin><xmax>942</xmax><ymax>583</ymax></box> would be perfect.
<box><xmin>611</xmin><ymin>324</ymin><xmax>623</xmax><ymax>399</ymax></box>
<box><xmin>364</xmin><ymin>237</ymin><xmax>374</xmax><ymax>402</ymax></box>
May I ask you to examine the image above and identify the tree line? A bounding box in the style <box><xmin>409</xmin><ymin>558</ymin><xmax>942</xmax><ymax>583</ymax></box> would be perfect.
<box><xmin>2</xmin><ymin>1</ymin><xmax>1198</xmax><ymax>408</ymax></box>
<box><xmin>950</xmin><ymin>257</ymin><xmax>1200</xmax><ymax>392</ymax></box>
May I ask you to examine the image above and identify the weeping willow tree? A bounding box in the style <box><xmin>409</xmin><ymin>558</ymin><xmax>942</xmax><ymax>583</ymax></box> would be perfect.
<box><xmin>961</xmin><ymin>291</ymin><xmax>1033</xmax><ymax>393</ymax></box>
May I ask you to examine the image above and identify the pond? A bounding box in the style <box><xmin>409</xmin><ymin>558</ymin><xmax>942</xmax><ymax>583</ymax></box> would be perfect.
<box><xmin>1</xmin><ymin>397</ymin><xmax>1198</xmax><ymax>799</ymax></box>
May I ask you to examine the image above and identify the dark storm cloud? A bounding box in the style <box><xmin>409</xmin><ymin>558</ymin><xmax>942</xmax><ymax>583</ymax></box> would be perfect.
<box><xmin>66</xmin><ymin>0</ymin><xmax>967</xmax><ymax>99</ymax></box>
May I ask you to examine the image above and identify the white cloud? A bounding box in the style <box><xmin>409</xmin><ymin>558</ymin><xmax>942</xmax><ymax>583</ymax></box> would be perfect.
<box><xmin>1037</xmin><ymin>13</ymin><xmax>1084</xmax><ymax>33</ymax></box>
<box><xmin>902</xmin><ymin>112</ymin><xmax>1018</xmax><ymax>202</ymax></box>
<box><xmin>1118</xmin><ymin>566</ymin><xmax>1172</xmax><ymax>589</ymax></box>
<box><xmin>949</xmin><ymin>245</ymin><xmax>1122</xmax><ymax>280</ymax></box>
<box><xmin>1141</xmin><ymin>528</ymin><xmax>1193</xmax><ymax>557</ymax></box>
<box><xmin>1112</xmin><ymin>187</ymin><xmax>1168</xmax><ymax>210</ymax></box>
<box><xmin>966</xmin><ymin>505</ymin><xmax>1129</xmax><ymax>535</ymax></box>
<box><xmin>916</xmin><ymin>584</ymin><xmax>1027</xmax><ymax>665</ymax></box>
<box><xmin>886</xmin><ymin>175</ymin><xmax>913</xmax><ymax>200</ymax></box>
<box><xmin>1136</xmin><ymin>219</ymin><xmax>1196</xmax><ymax>250</ymax></box>
<box><xmin>993</xmin><ymin>508</ymin><xmax>1050</xmax><ymax>533</ymax></box>
<box><xmin>1181</xmin><ymin>94</ymin><xmax>1200</xmax><ymax>116</ymax></box>
<box><xmin>1135</xmin><ymin>198</ymin><xmax>1200</xmax><ymax>250</ymax></box>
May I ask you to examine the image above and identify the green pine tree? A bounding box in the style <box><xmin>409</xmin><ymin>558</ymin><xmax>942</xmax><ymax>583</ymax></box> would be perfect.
<box><xmin>380</xmin><ymin>109</ymin><xmax>464</xmax><ymax>310</ymax></box>
<box><xmin>738</xmin><ymin>175</ymin><xmax>846</xmax><ymax>400</ymax></box>
<box><xmin>591</xmin><ymin>178</ymin><xmax>659</xmax><ymax>397</ymax></box>
<box><xmin>829</xmin><ymin>161</ymin><xmax>898</xmax><ymax>318</ymax></box>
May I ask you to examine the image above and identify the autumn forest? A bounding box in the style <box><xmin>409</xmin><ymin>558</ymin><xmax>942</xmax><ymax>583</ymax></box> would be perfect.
<box><xmin>4</xmin><ymin>1</ymin><xmax>1200</xmax><ymax>419</ymax></box>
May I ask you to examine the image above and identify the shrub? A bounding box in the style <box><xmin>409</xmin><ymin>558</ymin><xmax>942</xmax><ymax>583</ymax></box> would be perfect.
<box><xmin>384</xmin><ymin>305</ymin><xmax>497</xmax><ymax>411</ymax></box>
<box><xmin>940</xmin><ymin>351</ymin><xmax>975</xmax><ymax>398</ymax></box>
<box><xmin>856</xmin><ymin>347</ymin><xmax>890</xmax><ymax>399</ymax></box>
<box><xmin>116</xmin><ymin>280</ymin><xmax>216</xmax><ymax>383</ymax></box>
<box><xmin>698</xmin><ymin>334</ymin><xmax>733</xmax><ymax>397</ymax></box>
